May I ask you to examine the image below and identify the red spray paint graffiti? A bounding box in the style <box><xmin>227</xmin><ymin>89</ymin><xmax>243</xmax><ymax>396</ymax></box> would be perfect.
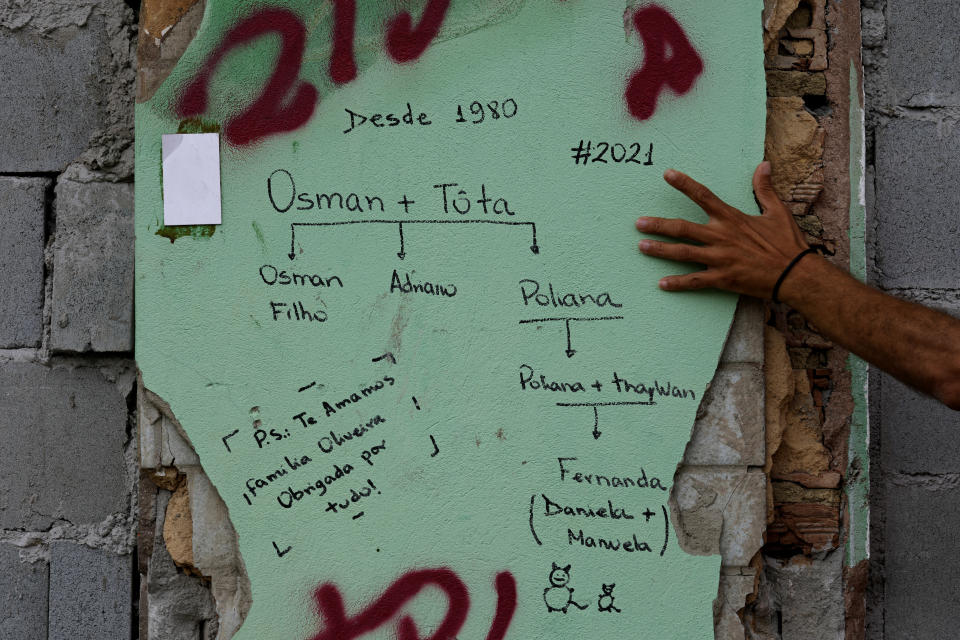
<box><xmin>329</xmin><ymin>0</ymin><xmax>358</xmax><ymax>85</ymax></box>
<box><xmin>308</xmin><ymin>569</ymin><xmax>517</xmax><ymax>640</ymax></box>
<box><xmin>175</xmin><ymin>8</ymin><xmax>318</xmax><ymax>146</ymax></box>
<box><xmin>484</xmin><ymin>572</ymin><xmax>518</xmax><ymax>640</ymax></box>
<box><xmin>177</xmin><ymin>4</ymin><xmax>704</xmax><ymax>146</ymax></box>
<box><xmin>625</xmin><ymin>5</ymin><xmax>704</xmax><ymax>120</ymax></box>
<box><xmin>386</xmin><ymin>0</ymin><xmax>451</xmax><ymax>63</ymax></box>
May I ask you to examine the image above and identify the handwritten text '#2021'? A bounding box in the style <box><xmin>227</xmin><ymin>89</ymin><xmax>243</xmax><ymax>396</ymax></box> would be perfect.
<box><xmin>175</xmin><ymin>3</ymin><xmax>704</xmax><ymax>146</ymax></box>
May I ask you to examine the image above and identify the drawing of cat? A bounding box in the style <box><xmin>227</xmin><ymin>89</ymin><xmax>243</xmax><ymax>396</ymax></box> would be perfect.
<box><xmin>597</xmin><ymin>583</ymin><xmax>621</xmax><ymax>613</ymax></box>
<box><xmin>543</xmin><ymin>563</ymin><xmax>589</xmax><ymax>614</ymax></box>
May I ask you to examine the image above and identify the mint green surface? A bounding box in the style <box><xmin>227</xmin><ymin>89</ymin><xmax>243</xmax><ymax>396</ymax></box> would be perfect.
<box><xmin>136</xmin><ymin>2</ymin><xmax>765</xmax><ymax>637</ymax></box>
<box><xmin>846</xmin><ymin>61</ymin><xmax>870</xmax><ymax>567</ymax></box>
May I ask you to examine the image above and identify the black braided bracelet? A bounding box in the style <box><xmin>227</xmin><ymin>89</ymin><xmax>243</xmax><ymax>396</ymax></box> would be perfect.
<box><xmin>772</xmin><ymin>247</ymin><xmax>818</xmax><ymax>304</ymax></box>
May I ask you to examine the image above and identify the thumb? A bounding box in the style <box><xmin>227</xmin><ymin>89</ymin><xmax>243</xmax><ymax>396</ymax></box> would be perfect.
<box><xmin>752</xmin><ymin>161</ymin><xmax>786</xmax><ymax>215</ymax></box>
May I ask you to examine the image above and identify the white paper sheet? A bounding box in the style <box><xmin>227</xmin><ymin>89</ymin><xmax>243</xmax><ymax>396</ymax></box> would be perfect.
<box><xmin>161</xmin><ymin>133</ymin><xmax>222</xmax><ymax>226</ymax></box>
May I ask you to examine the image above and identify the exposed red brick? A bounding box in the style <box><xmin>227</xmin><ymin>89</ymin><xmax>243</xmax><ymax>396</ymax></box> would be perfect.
<box><xmin>767</xmin><ymin>503</ymin><xmax>840</xmax><ymax>554</ymax></box>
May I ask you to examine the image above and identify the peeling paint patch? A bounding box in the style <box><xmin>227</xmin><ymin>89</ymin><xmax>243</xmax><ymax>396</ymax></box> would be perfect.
<box><xmin>142</xmin><ymin>0</ymin><xmax>201</xmax><ymax>40</ymax></box>
<box><xmin>177</xmin><ymin>117</ymin><xmax>221</xmax><ymax>134</ymax></box>
<box><xmin>251</xmin><ymin>221</ymin><xmax>267</xmax><ymax>251</ymax></box>
<box><xmin>844</xmin><ymin>559</ymin><xmax>868</xmax><ymax>639</ymax></box>
<box><xmin>845</xmin><ymin>60</ymin><xmax>870</xmax><ymax>568</ymax></box>
<box><xmin>387</xmin><ymin>298</ymin><xmax>410</xmax><ymax>354</ymax></box>
<box><xmin>155</xmin><ymin>224</ymin><xmax>216</xmax><ymax>243</ymax></box>
<box><xmin>137</xmin><ymin>0</ymin><xmax>207</xmax><ymax>102</ymax></box>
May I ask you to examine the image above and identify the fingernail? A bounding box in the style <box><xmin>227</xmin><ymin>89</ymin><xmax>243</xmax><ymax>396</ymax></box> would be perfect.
<box><xmin>636</xmin><ymin>217</ymin><xmax>650</xmax><ymax>230</ymax></box>
<box><xmin>659</xmin><ymin>278</ymin><xmax>670</xmax><ymax>290</ymax></box>
<box><xmin>638</xmin><ymin>240</ymin><xmax>651</xmax><ymax>251</ymax></box>
<box><xmin>664</xmin><ymin>169</ymin><xmax>678</xmax><ymax>182</ymax></box>
<box><xmin>759</xmin><ymin>161</ymin><xmax>771</xmax><ymax>175</ymax></box>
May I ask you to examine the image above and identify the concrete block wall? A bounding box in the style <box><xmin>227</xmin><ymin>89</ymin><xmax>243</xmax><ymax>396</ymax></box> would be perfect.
<box><xmin>0</xmin><ymin>1</ymin><xmax>140</xmax><ymax>637</ymax></box>
<box><xmin>0</xmin><ymin>0</ymin><xmax>883</xmax><ymax>634</ymax></box>
<box><xmin>863</xmin><ymin>1</ymin><xmax>960</xmax><ymax>636</ymax></box>
<box><xmin>0</xmin><ymin>0</ymin><xmax>872</xmax><ymax>635</ymax></box>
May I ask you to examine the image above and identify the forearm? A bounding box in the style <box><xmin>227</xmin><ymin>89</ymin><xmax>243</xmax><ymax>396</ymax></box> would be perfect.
<box><xmin>780</xmin><ymin>254</ymin><xmax>960</xmax><ymax>409</ymax></box>
<box><xmin>642</xmin><ymin>163</ymin><xmax>960</xmax><ymax>410</ymax></box>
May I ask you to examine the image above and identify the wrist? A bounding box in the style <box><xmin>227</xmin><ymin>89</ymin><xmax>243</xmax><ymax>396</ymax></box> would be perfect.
<box><xmin>772</xmin><ymin>248</ymin><xmax>818</xmax><ymax>303</ymax></box>
<box><xmin>775</xmin><ymin>253</ymin><xmax>833</xmax><ymax>309</ymax></box>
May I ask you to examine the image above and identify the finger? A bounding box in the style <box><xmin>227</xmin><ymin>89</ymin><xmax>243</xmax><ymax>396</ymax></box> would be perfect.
<box><xmin>636</xmin><ymin>216</ymin><xmax>712</xmax><ymax>243</ymax></box>
<box><xmin>638</xmin><ymin>240</ymin><xmax>715</xmax><ymax>265</ymax></box>
<box><xmin>664</xmin><ymin>169</ymin><xmax>730</xmax><ymax>217</ymax></box>
<box><xmin>658</xmin><ymin>271</ymin><xmax>716</xmax><ymax>291</ymax></box>
<box><xmin>752</xmin><ymin>161</ymin><xmax>790</xmax><ymax>218</ymax></box>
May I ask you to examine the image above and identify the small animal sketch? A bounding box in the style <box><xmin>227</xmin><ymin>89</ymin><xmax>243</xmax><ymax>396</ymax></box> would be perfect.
<box><xmin>543</xmin><ymin>563</ymin><xmax>589</xmax><ymax>614</ymax></box>
<box><xmin>597</xmin><ymin>584</ymin><xmax>621</xmax><ymax>613</ymax></box>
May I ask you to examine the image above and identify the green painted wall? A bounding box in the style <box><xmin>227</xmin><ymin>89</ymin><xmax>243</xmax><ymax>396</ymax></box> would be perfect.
<box><xmin>846</xmin><ymin>61</ymin><xmax>870</xmax><ymax>567</ymax></box>
<box><xmin>136</xmin><ymin>1</ymin><xmax>765</xmax><ymax>637</ymax></box>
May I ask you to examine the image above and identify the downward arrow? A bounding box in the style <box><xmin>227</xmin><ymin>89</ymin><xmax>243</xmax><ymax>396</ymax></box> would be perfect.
<box><xmin>592</xmin><ymin>406</ymin><xmax>601</xmax><ymax>440</ymax></box>
<box><xmin>564</xmin><ymin>319</ymin><xmax>576</xmax><ymax>358</ymax></box>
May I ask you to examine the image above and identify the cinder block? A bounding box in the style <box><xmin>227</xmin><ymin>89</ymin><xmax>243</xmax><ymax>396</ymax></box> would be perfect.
<box><xmin>881</xmin><ymin>372</ymin><xmax>960</xmax><ymax>474</ymax></box>
<box><xmin>0</xmin><ymin>17</ymin><xmax>108</xmax><ymax>171</ymax></box>
<box><xmin>766</xmin><ymin>551</ymin><xmax>843</xmax><ymax>640</ymax></box>
<box><xmin>0</xmin><ymin>544</ymin><xmax>48</xmax><ymax>640</ymax></box>
<box><xmin>48</xmin><ymin>543</ymin><xmax>132</xmax><ymax>640</ymax></box>
<box><xmin>0</xmin><ymin>177</ymin><xmax>47</xmax><ymax>348</ymax></box>
<box><xmin>887</xmin><ymin>0</ymin><xmax>960</xmax><ymax>106</ymax></box>
<box><xmin>720</xmin><ymin>297</ymin><xmax>764</xmax><ymax>364</ymax></box>
<box><xmin>875</xmin><ymin>120</ymin><xmax>960</xmax><ymax>288</ymax></box>
<box><xmin>50</xmin><ymin>179</ymin><xmax>133</xmax><ymax>352</ymax></box>
<box><xmin>880</xmin><ymin>298</ymin><xmax>960</xmax><ymax>474</ymax></box>
<box><xmin>685</xmin><ymin>364</ymin><xmax>765</xmax><ymax>466</ymax></box>
<box><xmin>0</xmin><ymin>362</ymin><xmax>129</xmax><ymax>530</ymax></box>
<box><xmin>672</xmin><ymin>468</ymin><xmax>766</xmax><ymax>566</ymax></box>
<box><xmin>884</xmin><ymin>480</ymin><xmax>960</xmax><ymax>639</ymax></box>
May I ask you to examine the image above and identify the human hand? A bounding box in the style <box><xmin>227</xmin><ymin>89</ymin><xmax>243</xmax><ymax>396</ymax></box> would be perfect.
<box><xmin>636</xmin><ymin>162</ymin><xmax>810</xmax><ymax>299</ymax></box>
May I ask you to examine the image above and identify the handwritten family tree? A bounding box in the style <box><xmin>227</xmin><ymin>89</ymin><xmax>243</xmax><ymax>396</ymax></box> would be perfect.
<box><xmin>136</xmin><ymin>1</ymin><xmax>765</xmax><ymax>638</ymax></box>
